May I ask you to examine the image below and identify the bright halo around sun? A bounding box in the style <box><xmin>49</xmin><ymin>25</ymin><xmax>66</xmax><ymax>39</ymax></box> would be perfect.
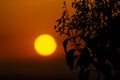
<box><xmin>34</xmin><ymin>34</ymin><xmax>57</xmax><ymax>56</ymax></box>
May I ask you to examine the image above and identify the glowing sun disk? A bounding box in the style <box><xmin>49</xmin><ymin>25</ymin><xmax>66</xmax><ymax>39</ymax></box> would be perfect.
<box><xmin>34</xmin><ymin>34</ymin><xmax>57</xmax><ymax>56</ymax></box>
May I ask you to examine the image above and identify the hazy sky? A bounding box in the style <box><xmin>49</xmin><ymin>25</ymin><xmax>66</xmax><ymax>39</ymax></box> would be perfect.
<box><xmin>0</xmin><ymin>0</ymin><xmax>79</xmax><ymax>80</ymax></box>
<box><xmin>0</xmin><ymin>0</ymin><xmax>64</xmax><ymax>60</ymax></box>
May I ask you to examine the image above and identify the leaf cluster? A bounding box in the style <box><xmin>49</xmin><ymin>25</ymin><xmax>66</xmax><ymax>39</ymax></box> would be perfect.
<box><xmin>54</xmin><ymin>0</ymin><xmax>120</xmax><ymax>80</ymax></box>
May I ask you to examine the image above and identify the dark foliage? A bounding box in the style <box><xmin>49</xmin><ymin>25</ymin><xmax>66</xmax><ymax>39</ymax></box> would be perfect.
<box><xmin>54</xmin><ymin>0</ymin><xmax>120</xmax><ymax>80</ymax></box>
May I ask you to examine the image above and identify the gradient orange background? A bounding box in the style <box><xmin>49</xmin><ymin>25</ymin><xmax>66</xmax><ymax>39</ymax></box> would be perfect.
<box><xmin>0</xmin><ymin>0</ymin><xmax>79</xmax><ymax>80</ymax></box>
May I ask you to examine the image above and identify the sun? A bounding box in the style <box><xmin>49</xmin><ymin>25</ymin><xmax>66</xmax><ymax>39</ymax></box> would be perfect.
<box><xmin>34</xmin><ymin>34</ymin><xmax>57</xmax><ymax>56</ymax></box>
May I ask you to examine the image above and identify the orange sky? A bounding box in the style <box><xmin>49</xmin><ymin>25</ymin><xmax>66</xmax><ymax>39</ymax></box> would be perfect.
<box><xmin>0</xmin><ymin>0</ymin><xmax>65</xmax><ymax>60</ymax></box>
<box><xmin>0</xmin><ymin>0</ymin><xmax>79</xmax><ymax>80</ymax></box>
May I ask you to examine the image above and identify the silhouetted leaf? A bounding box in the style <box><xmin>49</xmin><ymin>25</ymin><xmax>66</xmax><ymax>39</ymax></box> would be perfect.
<box><xmin>79</xmin><ymin>48</ymin><xmax>91</xmax><ymax>67</ymax></box>
<box><xmin>63</xmin><ymin>38</ymin><xmax>70</xmax><ymax>53</ymax></box>
<box><xmin>66</xmin><ymin>49</ymin><xmax>76</xmax><ymax>70</ymax></box>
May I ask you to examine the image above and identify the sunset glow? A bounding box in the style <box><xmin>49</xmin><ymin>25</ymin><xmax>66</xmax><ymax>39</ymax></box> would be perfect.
<box><xmin>0</xmin><ymin>0</ymin><xmax>79</xmax><ymax>79</ymax></box>
<box><xmin>34</xmin><ymin>34</ymin><xmax>57</xmax><ymax>56</ymax></box>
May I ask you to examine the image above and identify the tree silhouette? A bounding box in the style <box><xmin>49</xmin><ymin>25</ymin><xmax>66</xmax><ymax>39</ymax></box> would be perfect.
<box><xmin>54</xmin><ymin>0</ymin><xmax>120</xmax><ymax>80</ymax></box>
